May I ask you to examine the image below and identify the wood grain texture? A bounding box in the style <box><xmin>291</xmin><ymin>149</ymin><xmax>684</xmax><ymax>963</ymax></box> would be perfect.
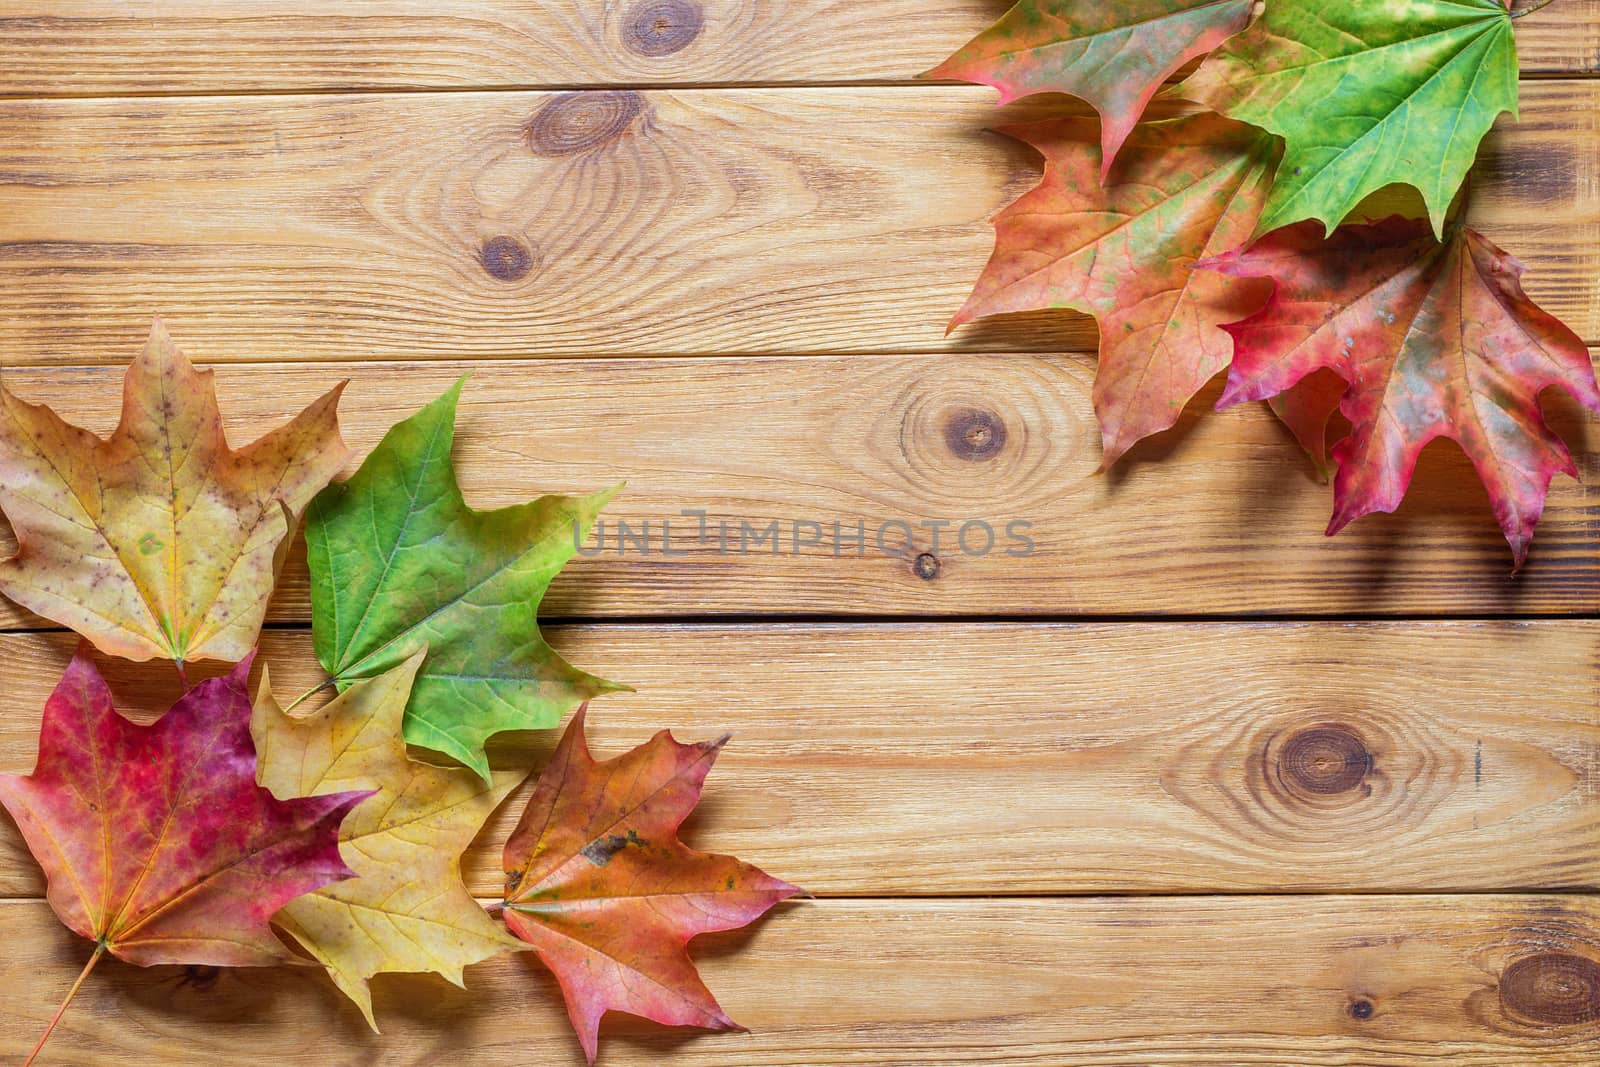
<box><xmin>0</xmin><ymin>1</ymin><xmax>1590</xmax><ymax>96</ymax></box>
<box><xmin>2</xmin><ymin>895</ymin><xmax>1597</xmax><ymax>1064</ymax></box>
<box><xmin>0</xmin><ymin>83</ymin><xmax>1595</xmax><ymax>363</ymax></box>
<box><xmin>2</xmin><ymin>355</ymin><xmax>1595</xmax><ymax>624</ymax></box>
<box><xmin>1</xmin><ymin>623</ymin><xmax>1595</xmax><ymax>898</ymax></box>
<box><xmin>4</xmin><ymin>9</ymin><xmax>1596</xmax><ymax>1066</ymax></box>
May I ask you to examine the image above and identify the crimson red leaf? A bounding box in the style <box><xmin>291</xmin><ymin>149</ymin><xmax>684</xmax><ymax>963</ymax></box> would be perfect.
<box><xmin>1205</xmin><ymin>217</ymin><xmax>1600</xmax><ymax>564</ymax></box>
<box><xmin>1270</xmin><ymin>369</ymin><xmax>1348</xmax><ymax>482</ymax></box>
<box><xmin>0</xmin><ymin>646</ymin><xmax>367</xmax><ymax>967</ymax></box>
<box><xmin>502</xmin><ymin>707</ymin><xmax>801</xmax><ymax>1063</ymax></box>
<box><xmin>0</xmin><ymin>645</ymin><xmax>370</xmax><ymax>1061</ymax></box>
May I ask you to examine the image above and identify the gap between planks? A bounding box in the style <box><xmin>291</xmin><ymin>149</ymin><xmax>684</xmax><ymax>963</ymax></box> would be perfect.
<box><xmin>5</xmin><ymin>612</ymin><xmax>1600</xmax><ymax>634</ymax></box>
<box><xmin>0</xmin><ymin>892</ymin><xmax>1593</xmax><ymax>904</ymax></box>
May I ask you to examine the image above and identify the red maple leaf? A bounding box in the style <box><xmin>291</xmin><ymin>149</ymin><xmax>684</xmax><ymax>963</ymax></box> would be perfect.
<box><xmin>1270</xmin><ymin>368</ymin><xmax>1349</xmax><ymax>482</ymax></box>
<box><xmin>502</xmin><ymin>707</ymin><xmax>802</xmax><ymax>1063</ymax></box>
<box><xmin>0</xmin><ymin>645</ymin><xmax>369</xmax><ymax>1062</ymax></box>
<box><xmin>1204</xmin><ymin>217</ymin><xmax>1600</xmax><ymax>564</ymax></box>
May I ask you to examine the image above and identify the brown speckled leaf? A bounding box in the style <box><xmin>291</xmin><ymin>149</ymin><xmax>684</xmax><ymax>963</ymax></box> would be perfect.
<box><xmin>0</xmin><ymin>321</ymin><xmax>348</xmax><ymax>669</ymax></box>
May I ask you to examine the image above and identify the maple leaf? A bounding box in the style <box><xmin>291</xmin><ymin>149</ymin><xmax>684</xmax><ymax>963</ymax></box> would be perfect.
<box><xmin>1204</xmin><ymin>216</ymin><xmax>1600</xmax><ymax>565</ymax></box>
<box><xmin>1270</xmin><ymin>369</ymin><xmax>1349</xmax><ymax>482</ymax></box>
<box><xmin>0</xmin><ymin>321</ymin><xmax>348</xmax><ymax>673</ymax></box>
<box><xmin>0</xmin><ymin>644</ymin><xmax>367</xmax><ymax>1062</ymax></box>
<box><xmin>952</xmin><ymin>112</ymin><xmax>1279</xmax><ymax>464</ymax></box>
<box><xmin>1178</xmin><ymin>0</ymin><xmax>1518</xmax><ymax>238</ymax></box>
<box><xmin>304</xmin><ymin>378</ymin><xmax>625</xmax><ymax>781</ymax></box>
<box><xmin>503</xmin><ymin>707</ymin><xmax>802</xmax><ymax>1064</ymax></box>
<box><xmin>252</xmin><ymin>651</ymin><xmax>527</xmax><ymax>1030</ymax></box>
<box><xmin>926</xmin><ymin>0</ymin><xmax>1254</xmax><ymax>177</ymax></box>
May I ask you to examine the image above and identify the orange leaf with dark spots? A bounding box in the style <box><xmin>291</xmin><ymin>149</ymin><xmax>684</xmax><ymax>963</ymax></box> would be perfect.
<box><xmin>502</xmin><ymin>707</ymin><xmax>802</xmax><ymax>1063</ymax></box>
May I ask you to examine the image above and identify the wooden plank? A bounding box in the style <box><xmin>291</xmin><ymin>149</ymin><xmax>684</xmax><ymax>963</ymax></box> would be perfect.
<box><xmin>1</xmin><ymin>355</ymin><xmax>1596</xmax><ymax>622</ymax></box>
<box><xmin>1</xmin><ymin>623</ymin><xmax>1595</xmax><ymax>898</ymax></box>
<box><xmin>2</xmin><ymin>895</ymin><xmax>1596</xmax><ymax>1064</ymax></box>
<box><xmin>0</xmin><ymin>2</ymin><xmax>1590</xmax><ymax>96</ymax></box>
<box><xmin>0</xmin><ymin>83</ymin><xmax>1595</xmax><ymax>363</ymax></box>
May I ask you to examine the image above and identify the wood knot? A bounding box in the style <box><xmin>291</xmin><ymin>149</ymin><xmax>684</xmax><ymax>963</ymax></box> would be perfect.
<box><xmin>526</xmin><ymin>91</ymin><xmax>646</xmax><ymax>155</ymax></box>
<box><xmin>913</xmin><ymin>552</ymin><xmax>941</xmax><ymax>580</ymax></box>
<box><xmin>624</xmin><ymin>0</ymin><xmax>704</xmax><ymax>57</ymax></box>
<box><xmin>181</xmin><ymin>964</ymin><xmax>222</xmax><ymax>990</ymax></box>
<box><xmin>1348</xmin><ymin>997</ymin><xmax>1374</xmax><ymax>1020</ymax></box>
<box><xmin>479</xmin><ymin>236</ymin><xmax>536</xmax><ymax>282</ymax></box>
<box><xmin>943</xmin><ymin>407</ymin><xmax>1007</xmax><ymax>462</ymax></box>
<box><xmin>1500</xmin><ymin>954</ymin><xmax>1600</xmax><ymax>1025</ymax></box>
<box><xmin>1278</xmin><ymin>725</ymin><xmax>1372</xmax><ymax>796</ymax></box>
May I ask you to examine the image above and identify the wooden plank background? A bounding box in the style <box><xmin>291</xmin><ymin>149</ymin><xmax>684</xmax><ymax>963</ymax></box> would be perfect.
<box><xmin>0</xmin><ymin>357</ymin><xmax>1596</xmax><ymax>618</ymax></box>
<box><xmin>0</xmin><ymin>82</ymin><xmax>1594</xmax><ymax>364</ymax></box>
<box><xmin>0</xmin><ymin>2</ymin><xmax>1596</xmax><ymax>1064</ymax></box>
<box><xmin>2</xmin><ymin>622</ymin><xmax>1596</xmax><ymax>899</ymax></box>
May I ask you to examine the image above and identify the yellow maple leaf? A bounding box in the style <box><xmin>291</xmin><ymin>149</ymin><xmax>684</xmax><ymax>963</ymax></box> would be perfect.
<box><xmin>252</xmin><ymin>650</ymin><xmax>526</xmax><ymax>1029</ymax></box>
<box><xmin>0</xmin><ymin>320</ymin><xmax>348</xmax><ymax>669</ymax></box>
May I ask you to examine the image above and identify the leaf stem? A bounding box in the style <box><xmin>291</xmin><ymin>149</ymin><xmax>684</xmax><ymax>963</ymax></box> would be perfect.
<box><xmin>1511</xmin><ymin>0</ymin><xmax>1556</xmax><ymax>17</ymax></box>
<box><xmin>281</xmin><ymin>676</ymin><xmax>337</xmax><ymax>714</ymax></box>
<box><xmin>175</xmin><ymin>659</ymin><xmax>190</xmax><ymax>691</ymax></box>
<box><xmin>25</xmin><ymin>942</ymin><xmax>105</xmax><ymax>1067</ymax></box>
<box><xmin>1443</xmin><ymin>172</ymin><xmax>1472</xmax><ymax>235</ymax></box>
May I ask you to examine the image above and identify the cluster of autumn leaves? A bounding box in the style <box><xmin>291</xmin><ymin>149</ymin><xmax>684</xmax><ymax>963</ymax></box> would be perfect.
<box><xmin>0</xmin><ymin>324</ymin><xmax>799</xmax><ymax>1064</ymax></box>
<box><xmin>933</xmin><ymin>0</ymin><xmax>1596</xmax><ymax>566</ymax></box>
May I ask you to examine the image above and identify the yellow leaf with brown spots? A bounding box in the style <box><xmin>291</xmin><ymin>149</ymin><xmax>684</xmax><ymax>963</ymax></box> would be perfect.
<box><xmin>253</xmin><ymin>651</ymin><xmax>527</xmax><ymax>1029</ymax></box>
<box><xmin>0</xmin><ymin>320</ymin><xmax>348</xmax><ymax>669</ymax></box>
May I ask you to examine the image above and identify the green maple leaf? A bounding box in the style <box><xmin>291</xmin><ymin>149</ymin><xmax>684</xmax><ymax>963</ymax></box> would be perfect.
<box><xmin>305</xmin><ymin>379</ymin><xmax>624</xmax><ymax>779</ymax></box>
<box><xmin>1179</xmin><ymin>0</ymin><xmax>1518</xmax><ymax>237</ymax></box>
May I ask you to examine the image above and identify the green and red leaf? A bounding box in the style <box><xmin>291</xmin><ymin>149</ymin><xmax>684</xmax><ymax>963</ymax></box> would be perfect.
<box><xmin>927</xmin><ymin>0</ymin><xmax>1254</xmax><ymax>177</ymax></box>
